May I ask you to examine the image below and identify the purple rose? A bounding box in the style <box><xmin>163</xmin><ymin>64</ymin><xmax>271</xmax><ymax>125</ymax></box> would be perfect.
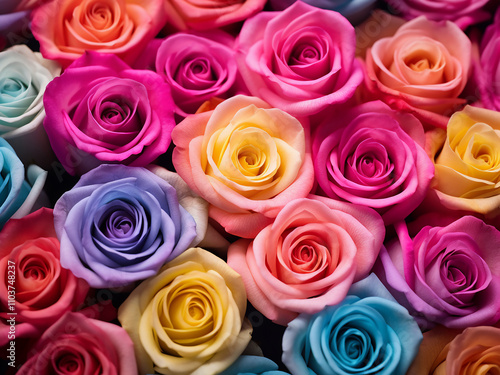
<box><xmin>375</xmin><ymin>215</ymin><xmax>500</xmax><ymax>330</ymax></box>
<box><xmin>154</xmin><ymin>31</ymin><xmax>244</xmax><ymax>118</ymax></box>
<box><xmin>312</xmin><ymin>101</ymin><xmax>434</xmax><ymax>224</ymax></box>
<box><xmin>384</xmin><ymin>0</ymin><xmax>490</xmax><ymax>29</ymax></box>
<box><xmin>53</xmin><ymin>164</ymin><xmax>200</xmax><ymax>288</ymax></box>
<box><xmin>43</xmin><ymin>52</ymin><xmax>176</xmax><ymax>175</ymax></box>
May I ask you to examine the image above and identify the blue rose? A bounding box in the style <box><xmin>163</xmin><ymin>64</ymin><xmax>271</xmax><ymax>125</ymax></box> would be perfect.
<box><xmin>268</xmin><ymin>0</ymin><xmax>377</xmax><ymax>25</ymax></box>
<box><xmin>53</xmin><ymin>164</ymin><xmax>203</xmax><ymax>288</ymax></box>
<box><xmin>282</xmin><ymin>274</ymin><xmax>422</xmax><ymax>375</ymax></box>
<box><xmin>0</xmin><ymin>137</ymin><xmax>47</xmax><ymax>229</ymax></box>
<box><xmin>219</xmin><ymin>356</ymin><xmax>290</xmax><ymax>375</ymax></box>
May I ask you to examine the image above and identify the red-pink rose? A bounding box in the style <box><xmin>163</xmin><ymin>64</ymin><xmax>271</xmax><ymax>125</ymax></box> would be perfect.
<box><xmin>18</xmin><ymin>312</ymin><xmax>137</xmax><ymax>374</ymax></box>
<box><xmin>227</xmin><ymin>195</ymin><xmax>385</xmax><ymax>325</ymax></box>
<box><xmin>0</xmin><ymin>208</ymin><xmax>89</xmax><ymax>346</ymax></box>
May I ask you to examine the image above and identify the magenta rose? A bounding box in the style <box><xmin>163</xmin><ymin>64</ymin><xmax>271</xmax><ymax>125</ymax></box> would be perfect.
<box><xmin>228</xmin><ymin>195</ymin><xmax>385</xmax><ymax>325</ymax></box>
<box><xmin>312</xmin><ymin>101</ymin><xmax>434</xmax><ymax>224</ymax></box>
<box><xmin>375</xmin><ymin>215</ymin><xmax>500</xmax><ymax>330</ymax></box>
<box><xmin>475</xmin><ymin>8</ymin><xmax>500</xmax><ymax>111</ymax></box>
<box><xmin>235</xmin><ymin>1</ymin><xmax>363</xmax><ymax>117</ymax></box>
<box><xmin>154</xmin><ymin>31</ymin><xmax>243</xmax><ymax>118</ymax></box>
<box><xmin>18</xmin><ymin>312</ymin><xmax>137</xmax><ymax>374</ymax></box>
<box><xmin>43</xmin><ymin>52</ymin><xmax>176</xmax><ymax>175</ymax></box>
<box><xmin>384</xmin><ymin>0</ymin><xmax>490</xmax><ymax>29</ymax></box>
<box><xmin>0</xmin><ymin>208</ymin><xmax>89</xmax><ymax>346</ymax></box>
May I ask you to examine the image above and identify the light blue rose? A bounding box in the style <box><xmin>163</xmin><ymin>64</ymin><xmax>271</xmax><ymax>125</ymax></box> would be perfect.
<box><xmin>268</xmin><ymin>0</ymin><xmax>377</xmax><ymax>25</ymax></box>
<box><xmin>0</xmin><ymin>137</ymin><xmax>47</xmax><ymax>228</ymax></box>
<box><xmin>219</xmin><ymin>355</ymin><xmax>290</xmax><ymax>375</ymax></box>
<box><xmin>282</xmin><ymin>274</ymin><xmax>422</xmax><ymax>375</ymax></box>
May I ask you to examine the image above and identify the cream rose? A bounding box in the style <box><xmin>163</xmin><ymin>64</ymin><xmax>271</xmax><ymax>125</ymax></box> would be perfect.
<box><xmin>429</xmin><ymin>105</ymin><xmax>500</xmax><ymax>216</ymax></box>
<box><xmin>118</xmin><ymin>247</ymin><xmax>252</xmax><ymax>375</ymax></box>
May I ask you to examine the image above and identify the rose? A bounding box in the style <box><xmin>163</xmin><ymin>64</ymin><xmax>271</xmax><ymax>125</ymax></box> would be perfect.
<box><xmin>30</xmin><ymin>0</ymin><xmax>166</xmax><ymax>68</ymax></box>
<box><xmin>154</xmin><ymin>31</ymin><xmax>242</xmax><ymax>118</ymax></box>
<box><xmin>43</xmin><ymin>52</ymin><xmax>176</xmax><ymax>176</ymax></box>
<box><xmin>235</xmin><ymin>1</ymin><xmax>364</xmax><ymax>117</ymax></box>
<box><xmin>282</xmin><ymin>274</ymin><xmax>422</xmax><ymax>375</ymax></box>
<box><xmin>363</xmin><ymin>16</ymin><xmax>471</xmax><ymax>128</ymax></box>
<box><xmin>313</xmin><ymin>100</ymin><xmax>434</xmax><ymax>224</ymax></box>
<box><xmin>475</xmin><ymin>8</ymin><xmax>500</xmax><ymax>111</ymax></box>
<box><xmin>428</xmin><ymin>105</ymin><xmax>500</xmax><ymax>217</ymax></box>
<box><xmin>172</xmin><ymin>95</ymin><xmax>314</xmax><ymax>238</ymax></box>
<box><xmin>118</xmin><ymin>247</ymin><xmax>253</xmax><ymax>375</ymax></box>
<box><xmin>228</xmin><ymin>195</ymin><xmax>385</xmax><ymax>325</ymax></box>
<box><xmin>0</xmin><ymin>1</ymin><xmax>49</xmax><ymax>45</ymax></box>
<box><xmin>53</xmin><ymin>164</ymin><xmax>203</xmax><ymax>289</ymax></box>
<box><xmin>164</xmin><ymin>0</ymin><xmax>266</xmax><ymax>31</ymax></box>
<box><xmin>0</xmin><ymin>208</ymin><xmax>89</xmax><ymax>346</ymax></box>
<box><xmin>219</xmin><ymin>356</ymin><xmax>290</xmax><ymax>375</ymax></box>
<box><xmin>384</xmin><ymin>0</ymin><xmax>490</xmax><ymax>29</ymax></box>
<box><xmin>0</xmin><ymin>137</ymin><xmax>48</xmax><ymax>229</ymax></box>
<box><xmin>268</xmin><ymin>0</ymin><xmax>376</xmax><ymax>25</ymax></box>
<box><xmin>407</xmin><ymin>325</ymin><xmax>500</xmax><ymax>375</ymax></box>
<box><xmin>0</xmin><ymin>44</ymin><xmax>60</xmax><ymax>167</ymax></box>
<box><xmin>17</xmin><ymin>312</ymin><xmax>137</xmax><ymax>374</ymax></box>
<box><xmin>375</xmin><ymin>215</ymin><xmax>500</xmax><ymax>330</ymax></box>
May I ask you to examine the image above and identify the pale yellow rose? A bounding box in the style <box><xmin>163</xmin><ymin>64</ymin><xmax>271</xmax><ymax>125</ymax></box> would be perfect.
<box><xmin>430</xmin><ymin>105</ymin><xmax>500</xmax><ymax>216</ymax></box>
<box><xmin>118</xmin><ymin>247</ymin><xmax>252</xmax><ymax>375</ymax></box>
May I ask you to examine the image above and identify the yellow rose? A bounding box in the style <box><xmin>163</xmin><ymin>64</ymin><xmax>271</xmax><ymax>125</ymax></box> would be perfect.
<box><xmin>118</xmin><ymin>248</ymin><xmax>252</xmax><ymax>375</ymax></box>
<box><xmin>430</xmin><ymin>105</ymin><xmax>500</xmax><ymax>216</ymax></box>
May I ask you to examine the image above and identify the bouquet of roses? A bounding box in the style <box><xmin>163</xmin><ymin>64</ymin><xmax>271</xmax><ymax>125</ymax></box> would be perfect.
<box><xmin>1</xmin><ymin>0</ymin><xmax>500</xmax><ymax>373</ymax></box>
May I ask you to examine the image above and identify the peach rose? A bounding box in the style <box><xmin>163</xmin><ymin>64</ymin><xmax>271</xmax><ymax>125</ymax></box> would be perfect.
<box><xmin>30</xmin><ymin>0</ymin><xmax>167</xmax><ymax>67</ymax></box>
<box><xmin>118</xmin><ymin>247</ymin><xmax>252</xmax><ymax>375</ymax></box>
<box><xmin>363</xmin><ymin>16</ymin><xmax>471</xmax><ymax>128</ymax></box>
<box><xmin>429</xmin><ymin>105</ymin><xmax>500</xmax><ymax>217</ymax></box>
<box><xmin>407</xmin><ymin>325</ymin><xmax>500</xmax><ymax>374</ymax></box>
<box><xmin>171</xmin><ymin>95</ymin><xmax>314</xmax><ymax>238</ymax></box>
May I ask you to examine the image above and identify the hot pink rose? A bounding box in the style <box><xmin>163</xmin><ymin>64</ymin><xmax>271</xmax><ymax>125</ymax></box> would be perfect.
<box><xmin>375</xmin><ymin>215</ymin><xmax>500</xmax><ymax>330</ymax></box>
<box><xmin>43</xmin><ymin>52</ymin><xmax>176</xmax><ymax>175</ymax></box>
<box><xmin>384</xmin><ymin>0</ymin><xmax>490</xmax><ymax>29</ymax></box>
<box><xmin>0</xmin><ymin>208</ymin><xmax>89</xmax><ymax>346</ymax></box>
<box><xmin>30</xmin><ymin>0</ymin><xmax>166</xmax><ymax>68</ymax></box>
<box><xmin>164</xmin><ymin>0</ymin><xmax>266</xmax><ymax>30</ymax></box>
<box><xmin>171</xmin><ymin>95</ymin><xmax>314</xmax><ymax>238</ymax></box>
<box><xmin>363</xmin><ymin>16</ymin><xmax>471</xmax><ymax>128</ymax></box>
<box><xmin>312</xmin><ymin>101</ymin><xmax>434</xmax><ymax>224</ymax></box>
<box><xmin>17</xmin><ymin>312</ymin><xmax>137</xmax><ymax>374</ymax></box>
<box><xmin>227</xmin><ymin>195</ymin><xmax>385</xmax><ymax>325</ymax></box>
<box><xmin>235</xmin><ymin>1</ymin><xmax>363</xmax><ymax>117</ymax></box>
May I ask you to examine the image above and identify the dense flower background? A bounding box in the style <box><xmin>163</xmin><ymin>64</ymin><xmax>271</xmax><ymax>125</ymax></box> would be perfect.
<box><xmin>2</xmin><ymin>0</ymin><xmax>500</xmax><ymax>373</ymax></box>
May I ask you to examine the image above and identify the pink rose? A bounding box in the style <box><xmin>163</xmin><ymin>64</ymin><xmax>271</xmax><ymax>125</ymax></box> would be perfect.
<box><xmin>227</xmin><ymin>195</ymin><xmax>385</xmax><ymax>325</ymax></box>
<box><xmin>164</xmin><ymin>0</ymin><xmax>266</xmax><ymax>30</ymax></box>
<box><xmin>171</xmin><ymin>95</ymin><xmax>314</xmax><ymax>238</ymax></box>
<box><xmin>384</xmin><ymin>0</ymin><xmax>490</xmax><ymax>29</ymax></box>
<box><xmin>375</xmin><ymin>215</ymin><xmax>500</xmax><ymax>330</ymax></box>
<box><xmin>43</xmin><ymin>52</ymin><xmax>176</xmax><ymax>175</ymax></box>
<box><xmin>363</xmin><ymin>16</ymin><xmax>471</xmax><ymax>128</ymax></box>
<box><xmin>30</xmin><ymin>0</ymin><xmax>166</xmax><ymax>68</ymax></box>
<box><xmin>0</xmin><ymin>208</ymin><xmax>89</xmax><ymax>346</ymax></box>
<box><xmin>154</xmin><ymin>31</ymin><xmax>243</xmax><ymax>118</ymax></box>
<box><xmin>235</xmin><ymin>1</ymin><xmax>363</xmax><ymax>117</ymax></box>
<box><xmin>312</xmin><ymin>101</ymin><xmax>434</xmax><ymax>224</ymax></box>
<box><xmin>475</xmin><ymin>8</ymin><xmax>500</xmax><ymax>111</ymax></box>
<box><xmin>18</xmin><ymin>312</ymin><xmax>137</xmax><ymax>374</ymax></box>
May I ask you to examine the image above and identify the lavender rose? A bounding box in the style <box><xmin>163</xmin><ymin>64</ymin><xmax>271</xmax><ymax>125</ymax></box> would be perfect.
<box><xmin>375</xmin><ymin>215</ymin><xmax>500</xmax><ymax>330</ymax></box>
<box><xmin>53</xmin><ymin>164</ymin><xmax>201</xmax><ymax>288</ymax></box>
